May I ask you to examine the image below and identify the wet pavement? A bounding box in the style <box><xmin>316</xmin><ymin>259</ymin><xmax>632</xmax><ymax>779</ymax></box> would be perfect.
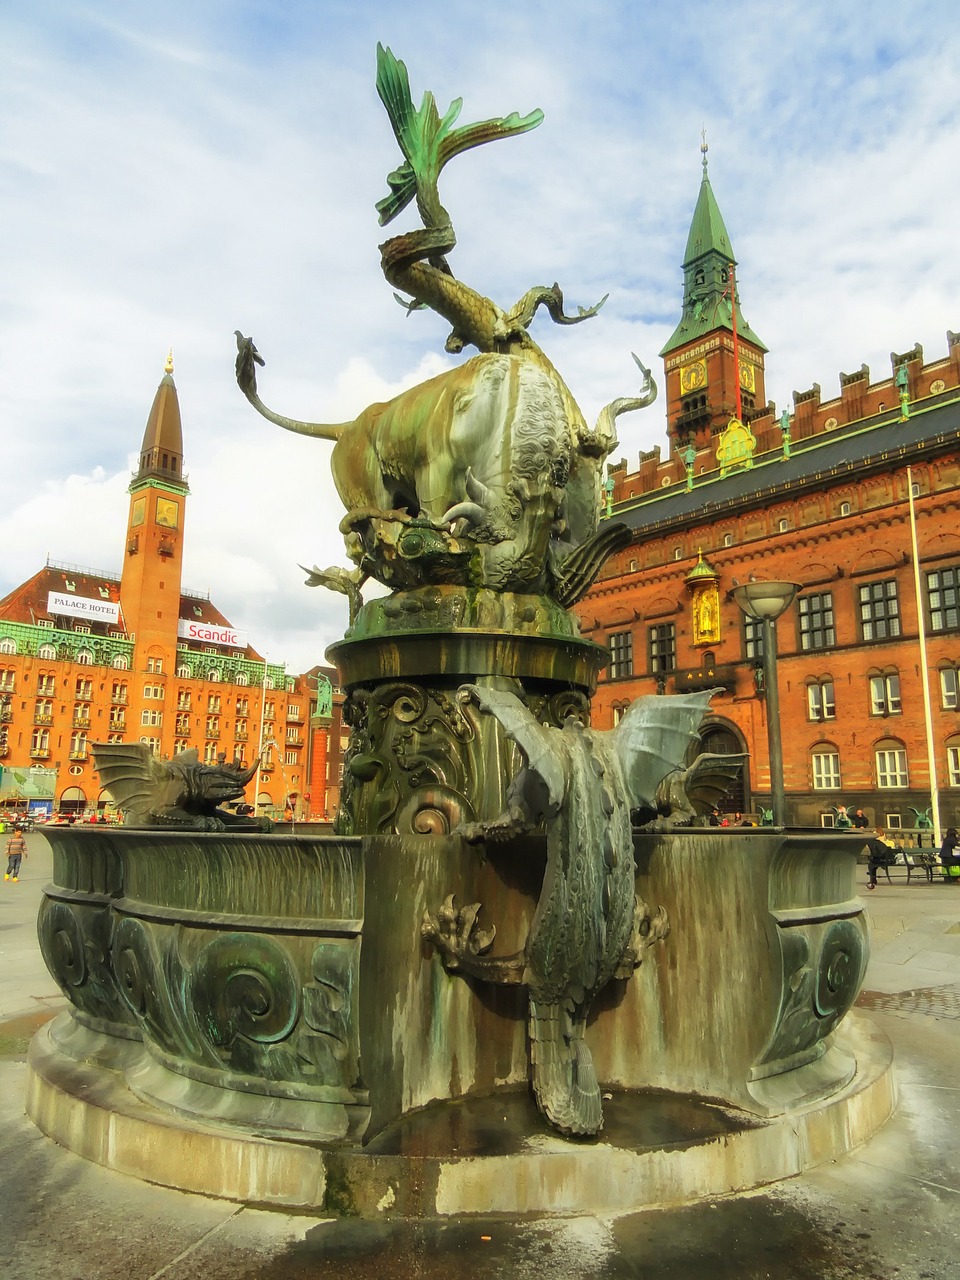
<box><xmin>2</xmin><ymin>833</ymin><xmax>958</xmax><ymax>1279</ymax></box>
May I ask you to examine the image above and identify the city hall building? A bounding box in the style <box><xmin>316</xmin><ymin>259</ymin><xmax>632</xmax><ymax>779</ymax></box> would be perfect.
<box><xmin>0</xmin><ymin>356</ymin><xmax>332</xmax><ymax>820</ymax></box>
<box><xmin>579</xmin><ymin>154</ymin><xmax>960</xmax><ymax>830</ymax></box>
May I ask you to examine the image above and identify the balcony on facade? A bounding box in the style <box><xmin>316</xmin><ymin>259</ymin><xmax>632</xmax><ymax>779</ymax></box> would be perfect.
<box><xmin>235</xmin><ymin>730</ymin><xmax>248</xmax><ymax>742</ymax></box>
<box><xmin>72</xmin><ymin>712</ymin><xmax>91</xmax><ymax>729</ymax></box>
<box><xmin>69</xmin><ymin>750</ymin><xmax>88</xmax><ymax>761</ymax></box>
<box><xmin>30</xmin><ymin>748</ymin><xmax>50</xmax><ymax>759</ymax></box>
<box><xmin>0</xmin><ymin>705</ymin><xmax>12</xmax><ymax>723</ymax></box>
<box><xmin>34</xmin><ymin>712</ymin><xmax>54</xmax><ymax>726</ymax></box>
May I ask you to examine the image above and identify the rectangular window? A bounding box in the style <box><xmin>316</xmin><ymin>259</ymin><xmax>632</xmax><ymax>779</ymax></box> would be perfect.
<box><xmin>648</xmin><ymin>623</ymin><xmax>676</xmax><ymax>674</ymax></box>
<box><xmin>928</xmin><ymin>565</ymin><xmax>960</xmax><ymax>633</ymax></box>
<box><xmin>869</xmin><ymin>673</ymin><xmax>902</xmax><ymax>716</ymax></box>
<box><xmin>237</xmin><ymin>698</ymin><xmax>249</xmax><ymax>716</ymax></box>
<box><xmin>177</xmin><ymin>692</ymin><xmax>192</xmax><ymax>710</ymax></box>
<box><xmin>38</xmin><ymin>675</ymin><xmax>56</xmax><ymax>695</ymax></box>
<box><xmin>74</xmin><ymin>623</ymin><xmax>91</xmax><ymax>635</ymax></box>
<box><xmin>812</xmin><ymin>751</ymin><xmax>841</xmax><ymax>790</ymax></box>
<box><xmin>143</xmin><ymin>684</ymin><xmax>164</xmax><ymax>699</ymax></box>
<box><xmin>75</xmin><ymin>679</ymin><xmax>93</xmax><ymax>701</ymax></box>
<box><xmin>141</xmin><ymin>709</ymin><xmax>163</xmax><ymax>726</ymax></box>
<box><xmin>885</xmin><ymin>812</ymin><xmax>902</xmax><ymax>829</ymax></box>
<box><xmin>806</xmin><ymin>681</ymin><xmax>836</xmax><ymax>720</ymax></box>
<box><xmin>208</xmin><ymin>695</ymin><xmax>222</xmax><ymax>713</ymax></box>
<box><xmin>608</xmin><ymin>631</ymin><xmax>633</xmax><ymax>679</ymax></box>
<box><xmin>799</xmin><ymin>593</ymin><xmax>835</xmax><ymax>651</ymax></box>
<box><xmin>876</xmin><ymin>748</ymin><xmax>908</xmax><ymax>788</ymax></box>
<box><xmin>111</xmin><ymin>681</ymin><xmax>128</xmax><ymax>703</ymax></box>
<box><xmin>939</xmin><ymin>668</ymin><xmax>958</xmax><ymax>710</ymax></box>
<box><xmin>948</xmin><ymin>746</ymin><xmax>960</xmax><ymax>787</ymax></box>
<box><xmin>859</xmin><ymin>579</ymin><xmax>901</xmax><ymax>641</ymax></box>
<box><xmin>284</xmin><ymin>750</ymin><xmax>298</xmax><ymax>765</ymax></box>
<box><xmin>287</xmin><ymin>704</ymin><xmax>301</xmax><ymax>718</ymax></box>
<box><xmin>147</xmin><ymin>657</ymin><xmax>164</xmax><ymax>674</ymax></box>
<box><xmin>743</xmin><ymin>616</ymin><xmax>764</xmax><ymax>662</ymax></box>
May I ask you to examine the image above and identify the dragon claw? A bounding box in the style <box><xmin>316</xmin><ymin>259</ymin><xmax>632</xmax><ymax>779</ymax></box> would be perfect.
<box><xmin>421</xmin><ymin>893</ymin><xmax>497</xmax><ymax>972</ymax></box>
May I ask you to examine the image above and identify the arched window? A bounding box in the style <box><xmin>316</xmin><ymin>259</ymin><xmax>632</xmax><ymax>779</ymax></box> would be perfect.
<box><xmin>946</xmin><ymin>735</ymin><xmax>960</xmax><ymax>787</ymax></box>
<box><xmin>208</xmin><ymin>669</ymin><xmax>222</xmax><ymax>683</ymax></box>
<box><xmin>875</xmin><ymin>737</ymin><xmax>908</xmax><ymax>788</ymax></box>
<box><xmin>811</xmin><ymin>745</ymin><xmax>841</xmax><ymax>790</ymax></box>
<box><xmin>38</xmin><ymin>643</ymin><xmax>57</xmax><ymax>660</ymax></box>
<box><xmin>77</xmin><ymin>648</ymin><xmax>93</xmax><ymax>665</ymax></box>
<box><xmin>112</xmin><ymin>653</ymin><xmax>129</xmax><ymax>669</ymax></box>
<box><xmin>0</xmin><ymin>638</ymin><xmax>17</xmax><ymax>655</ymax></box>
<box><xmin>176</xmin><ymin>663</ymin><xmax>191</xmax><ymax>678</ymax></box>
<box><xmin>236</xmin><ymin>671</ymin><xmax>249</xmax><ymax>686</ymax></box>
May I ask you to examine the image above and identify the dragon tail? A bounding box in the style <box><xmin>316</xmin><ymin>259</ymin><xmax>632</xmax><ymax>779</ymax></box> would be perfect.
<box><xmin>528</xmin><ymin>997</ymin><xmax>602</xmax><ymax>1137</ymax></box>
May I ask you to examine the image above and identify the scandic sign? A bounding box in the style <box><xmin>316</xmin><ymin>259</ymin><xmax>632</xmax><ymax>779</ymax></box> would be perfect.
<box><xmin>47</xmin><ymin>591</ymin><xmax>120</xmax><ymax>625</ymax></box>
<box><xmin>177</xmin><ymin>619</ymin><xmax>248</xmax><ymax>649</ymax></box>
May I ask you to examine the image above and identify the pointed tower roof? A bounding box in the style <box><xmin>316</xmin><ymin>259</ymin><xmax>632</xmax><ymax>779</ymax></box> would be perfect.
<box><xmin>661</xmin><ymin>143</ymin><xmax>767</xmax><ymax>357</ymax></box>
<box><xmin>683</xmin><ymin>153</ymin><xmax>734</xmax><ymax>265</ymax></box>
<box><xmin>133</xmin><ymin>350</ymin><xmax>188</xmax><ymax>490</ymax></box>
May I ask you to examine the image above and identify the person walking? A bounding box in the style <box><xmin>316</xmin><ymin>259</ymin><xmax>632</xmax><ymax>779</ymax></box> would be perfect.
<box><xmin>4</xmin><ymin>825</ymin><xmax>26</xmax><ymax>882</ymax></box>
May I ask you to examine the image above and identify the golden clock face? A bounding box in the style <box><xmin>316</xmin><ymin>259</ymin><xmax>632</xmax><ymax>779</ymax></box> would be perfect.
<box><xmin>156</xmin><ymin>497</ymin><xmax>179</xmax><ymax>529</ymax></box>
<box><xmin>739</xmin><ymin>361</ymin><xmax>756</xmax><ymax>393</ymax></box>
<box><xmin>680</xmin><ymin>360</ymin><xmax>707</xmax><ymax>393</ymax></box>
<box><xmin>131</xmin><ymin>497</ymin><xmax>146</xmax><ymax>527</ymax></box>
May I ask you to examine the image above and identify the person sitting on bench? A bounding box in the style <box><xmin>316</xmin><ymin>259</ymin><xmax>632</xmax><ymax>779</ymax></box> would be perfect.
<box><xmin>864</xmin><ymin>828</ymin><xmax>896</xmax><ymax>890</ymax></box>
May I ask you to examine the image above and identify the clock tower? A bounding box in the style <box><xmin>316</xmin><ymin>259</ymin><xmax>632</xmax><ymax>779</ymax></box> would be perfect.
<box><xmin>119</xmin><ymin>351</ymin><xmax>189</xmax><ymax>685</ymax></box>
<box><xmin>660</xmin><ymin>141</ymin><xmax>768</xmax><ymax>456</ymax></box>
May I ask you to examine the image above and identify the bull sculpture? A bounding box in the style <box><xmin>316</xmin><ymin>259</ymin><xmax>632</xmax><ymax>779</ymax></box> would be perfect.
<box><xmin>235</xmin><ymin>45</ymin><xmax>656</xmax><ymax>604</ymax></box>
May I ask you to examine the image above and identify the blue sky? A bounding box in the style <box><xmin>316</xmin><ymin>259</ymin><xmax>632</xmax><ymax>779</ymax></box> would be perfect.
<box><xmin>2</xmin><ymin>1</ymin><xmax>958</xmax><ymax>671</ymax></box>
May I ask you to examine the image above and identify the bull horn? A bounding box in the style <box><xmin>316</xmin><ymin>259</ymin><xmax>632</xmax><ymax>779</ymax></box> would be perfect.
<box><xmin>440</xmin><ymin>501</ymin><xmax>487</xmax><ymax>527</ymax></box>
<box><xmin>465</xmin><ymin>467</ymin><xmax>494</xmax><ymax>508</ymax></box>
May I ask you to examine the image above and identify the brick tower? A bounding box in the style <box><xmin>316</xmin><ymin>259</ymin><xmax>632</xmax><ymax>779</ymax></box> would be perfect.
<box><xmin>660</xmin><ymin>140</ymin><xmax>768</xmax><ymax>456</ymax></box>
<box><xmin>119</xmin><ymin>352</ymin><xmax>189</xmax><ymax>740</ymax></box>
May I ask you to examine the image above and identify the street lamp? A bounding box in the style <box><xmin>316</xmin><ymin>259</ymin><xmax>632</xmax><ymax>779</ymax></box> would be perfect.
<box><xmin>733</xmin><ymin>581</ymin><xmax>800</xmax><ymax>827</ymax></box>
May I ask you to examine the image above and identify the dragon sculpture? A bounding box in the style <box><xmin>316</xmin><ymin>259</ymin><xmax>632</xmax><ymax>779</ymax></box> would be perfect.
<box><xmin>422</xmin><ymin>685</ymin><xmax>742</xmax><ymax>1137</ymax></box>
<box><xmin>235</xmin><ymin>45</ymin><xmax>656</xmax><ymax>604</ymax></box>
<box><xmin>93</xmin><ymin>742</ymin><xmax>269</xmax><ymax>831</ymax></box>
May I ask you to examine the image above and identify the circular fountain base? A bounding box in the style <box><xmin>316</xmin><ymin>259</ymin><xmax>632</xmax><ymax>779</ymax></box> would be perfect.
<box><xmin>26</xmin><ymin>1010</ymin><xmax>895</xmax><ymax>1217</ymax></box>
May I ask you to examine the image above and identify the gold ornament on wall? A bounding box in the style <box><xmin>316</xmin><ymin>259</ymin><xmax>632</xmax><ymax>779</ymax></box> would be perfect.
<box><xmin>685</xmin><ymin>551</ymin><xmax>721</xmax><ymax>646</ymax></box>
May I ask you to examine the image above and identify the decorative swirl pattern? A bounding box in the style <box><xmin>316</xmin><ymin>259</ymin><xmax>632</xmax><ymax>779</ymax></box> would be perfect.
<box><xmin>38</xmin><ymin>900</ymin><xmax>87</xmax><ymax>992</ymax></box>
<box><xmin>814</xmin><ymin>920</ymin><xmax>866</xmax><ymax>1022</ymax></box>
<box><xmin>191</xmin><ymin>934</ymin><xmax>301</xmax><ymax>1050</ymax></box>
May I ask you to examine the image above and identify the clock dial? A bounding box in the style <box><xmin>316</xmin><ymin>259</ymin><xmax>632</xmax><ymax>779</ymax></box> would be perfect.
<box><xmin>156</xmin><ymin>497</ymin><xmax>179</xmax><ymax>529</ymax></box>
<box><xmin>680</xmin><ymin>360</ymin><xmax>706</xmax><ymax>393</ymax></box>
<box><xmin>739</xmin><ymin>361</ymin><xmax>756</xmax><ymax>393</ymax></box>
<box><xmin>131</xmin><ymin>497</ymin><xmax>146</xmax><ymax>527</ymax></box>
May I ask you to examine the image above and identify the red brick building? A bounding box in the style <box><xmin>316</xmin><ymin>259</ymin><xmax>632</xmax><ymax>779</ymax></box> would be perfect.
<box><xmin>0</xmin><ymin>356</ymin><xmax>334</xmax><ymax>820</ymax></box>
<box><xmin>579</xmin><ymin>155</ymin><xmax>960</xmax><ymax>832</ymax></box>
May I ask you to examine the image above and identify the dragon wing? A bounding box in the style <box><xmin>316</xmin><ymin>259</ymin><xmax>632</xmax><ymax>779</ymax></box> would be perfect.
<box><xmin>682</xmin><ymin>752</ymin><xmax>749</xmax><ymax>815</ymax></box>
<box><xmin>611</xmin><ymin>690</ymin><xmax>717</xmax><ymax>811</ymax></box>
<box><xmin>92</xmin><ymin>741</ymin><xmax>163</xmax><ymax>814</ymax></box>
<box><xmin>461</xmin><ymin>683</ymin><xmax>565</xmax><ymax>809</ymax></box>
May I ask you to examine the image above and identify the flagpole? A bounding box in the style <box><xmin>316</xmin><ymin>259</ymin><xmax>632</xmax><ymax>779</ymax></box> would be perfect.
<box><xmin>729</xmin><ymin>260</ymin><xmax>742</xmax><ymax>422</ymax></box>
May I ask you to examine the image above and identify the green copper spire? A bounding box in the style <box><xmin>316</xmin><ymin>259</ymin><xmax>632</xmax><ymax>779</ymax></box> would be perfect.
<box><xmin>660</xmin><ymin>139</ymin><xmax>767</xmax><ymax>358</ymax></box>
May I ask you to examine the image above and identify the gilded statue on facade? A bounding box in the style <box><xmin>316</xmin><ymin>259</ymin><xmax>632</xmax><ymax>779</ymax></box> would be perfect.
<box><xmin>235</xmin><ymin>45</ymin><xmax>656</xmax><ymax>605</ymax></box>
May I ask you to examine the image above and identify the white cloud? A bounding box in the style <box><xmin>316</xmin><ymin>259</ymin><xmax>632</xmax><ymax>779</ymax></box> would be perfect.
<box><xmin>2</xmin><ymin>2</ymin><xmax>958</xmax><ymax>672</ymax></box>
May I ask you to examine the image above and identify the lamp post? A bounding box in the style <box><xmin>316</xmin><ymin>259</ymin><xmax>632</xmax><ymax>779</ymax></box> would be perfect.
<box><xmin>733</xmin><ymin>581</ymin><xmax>800</xmax><ymax>828</ymax></box>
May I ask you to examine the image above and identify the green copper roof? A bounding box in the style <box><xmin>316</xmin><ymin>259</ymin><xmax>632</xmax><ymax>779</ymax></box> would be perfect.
<box><xmin>661</xmin><ymin>151</ymin><xmax>767</xmax><ymax>358</ymax></box>
<box><xmin>683</xmin><ymin>168</ymin><xmax>732</xmax><ymax>265</ymax></box>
